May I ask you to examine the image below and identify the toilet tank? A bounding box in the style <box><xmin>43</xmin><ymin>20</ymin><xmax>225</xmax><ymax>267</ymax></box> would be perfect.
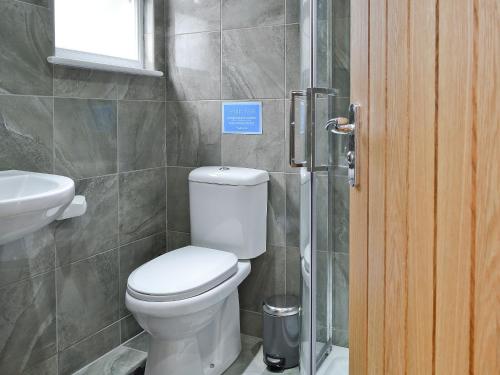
<box><xmin>189</xmin><ymin>167</ymin><xmax>269</xmax><ymax>259</ymax></box>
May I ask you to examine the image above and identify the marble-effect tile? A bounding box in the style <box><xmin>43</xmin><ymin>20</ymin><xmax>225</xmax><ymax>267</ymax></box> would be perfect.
<box><xmin>222</xmin><ymin>27</ymin><xmax>285</xmax><ymax>99</ymax></box>
<box><xmin>0</xmin><ymin>273</ymin><xmax>57</xmax><ymax>374</ymax></box>
<box><xmin>54</xmin><ymin>98</ymin><xmax>117</xmax><ymax>179</ymax></box>
<box><xmin>166</xmin><ymin>32</ymin><xmax>221</xmax><ymax>100</ymax></box>
<box><xmin>119</xmin><ymin>168</ymin><xmax>166</xmax><ymax>245</ymax></box>
<box><xmin>166</xmin><ymin>101</ymin><xmax>221</xmax><ymax>167</ymax></box>
<box><xmin>221</xmin><ymin>0</ymin><xmax>284</xmax><ymax>29</ymax></box>
<box><xmin>166</xmin><ymin>0</ymin><xmax>220</xmax><ymax>35</ymax></box>
<box><xmin>0</xmin><ymin>0</ymin><xmax>53</xmax><ymax>95</ymax></box>
<box><xmin>118</xmin><ymin>100</ymin><xmax>166</xmax><ymax>172</ymax></box>
<box><xmin>58</xmin><ymin>323</ymin><xmax>120</xmax><ymax>375</ymax></box>
<box><xmin>56</xmin><ymin>250</ymin><xmax>119</xmax><ymax>350</ymax></box>
<box><xmin>0</xmin><ymin>225</ymin><xmax>55</xmax><ymax>288</ymax></box>
<box><xmin>55</xmin><ymin>175</ymin><xmax>119</xmax><ymax>266</ymax></box>
<box><xmin>0</xmin><ymin>95</ymin><xmax>53</xmax><ymax>173</ymax></box>
<box><xmin>267</xmin><ymin>173</ymin><xmax>286</xmax><ymax>247</ymax></box>
<box><xmin>166</xmin><ymin>167</ymin><xmax>192</xmax><ymax>233</ymax></box>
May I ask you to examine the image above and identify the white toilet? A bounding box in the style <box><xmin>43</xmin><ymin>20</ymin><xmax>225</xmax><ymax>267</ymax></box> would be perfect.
<box><xmin>125</xmin><ymin>166</ymin><xmax>269</xmax><ymax>375</ymax></box>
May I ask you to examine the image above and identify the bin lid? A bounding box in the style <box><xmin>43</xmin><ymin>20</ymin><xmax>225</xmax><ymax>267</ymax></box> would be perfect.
<box><xmin>263</xmin><ymin>295</ymin><xmax>300</xmax><ymax>317</ymax></box>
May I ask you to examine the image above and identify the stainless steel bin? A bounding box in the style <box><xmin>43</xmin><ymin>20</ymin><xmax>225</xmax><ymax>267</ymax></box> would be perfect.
<box><xmin>262</xmin><ymin>295</ymin><xmax>300</xmax><ymax>370</ymax></box>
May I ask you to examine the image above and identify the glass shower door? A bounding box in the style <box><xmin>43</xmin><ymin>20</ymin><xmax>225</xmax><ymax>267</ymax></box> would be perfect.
<box><xmin>290</xmin><ymin>0</ymin><xmax>350</xmax><ymax>374</ymax></box>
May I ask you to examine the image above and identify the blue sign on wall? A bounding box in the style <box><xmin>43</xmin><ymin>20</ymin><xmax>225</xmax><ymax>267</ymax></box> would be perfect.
<box><xmin>222</xmin><ymin>102</ymin><xmax>262</xmax><ymax>134</ymax></box>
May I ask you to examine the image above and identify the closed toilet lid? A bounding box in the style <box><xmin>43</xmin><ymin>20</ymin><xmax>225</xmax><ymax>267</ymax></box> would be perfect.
<box><xmin>127</xmin><ymin>246</ymin><xmax>238</xmax><ymax>302</ymax></box>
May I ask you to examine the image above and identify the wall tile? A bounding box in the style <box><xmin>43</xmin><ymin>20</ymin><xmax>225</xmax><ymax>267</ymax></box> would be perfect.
<box><xmin>119</xmin><ymin>168</ymin><xmax>166</xmax><ymax>245</ymax></box>
<box><xmin>286</xmin><ymin>0</ymin><xmax>300</xmax><ymax>24</ymax></box>
<box><xmin>0</xmin><ymin>95</ymin><xmax>53</xmax><ymax>173</ymax></box>
<box><xmin>166</xmin><ymin>32</ymin><xmax>221</xmax><ymax>100</ymax></box>
<box><xmin>221</xmin><ymin>0</ymin><xmax>284</xmax><ymax>29</ymax></box>
<box><xmin>0</xmin><ymin>225</ymin><xmax>55</xmax><ymax>288</ymax></box>
<box><xmin>116</xmin><ymin>75</ymin><xmax>166</xmax><ymax>101</ymax></box>
<box><xmin>222</xmin><ymin>26</ymin><xmax>285</xmax><ymax>99</ymax></box>
<box><xmin>167</xmin><ymin>231</ymin><xmax>191</xmax><ymax>251</ymax></box>
<box><xmin>57</xmin><ymin>323</ymin><xmax>120</xmax><ymax>375</ymax></box>
<box><xmin>166</xmin><ymin>100</ymin><xmax>221</xmax><ymax>167</ymax></box>
<box><xmin>166</xmin><ymin>167</ymin><xmax>192</xmax><ymax>233</ymax></box>
<box><xmin>118</xmin><ymin>100</ymin><xmax>166</xmax><ymax>172</ymax></box>
<box><xmin>334</xmin><ymin>0</ymin><xmax>350</xmax><ymax>18</ymax></box>
<box><xmin>56</xmin><ymin>250</ymin><xmax>119</xmax><ymax>350</ymax></box>
<box><xmin>285</xmin><ymin>173</ymin><xmax>300</xmax><ymax>247</ymax></box>
<box><xmin>120</xmin><ymin>315</ymin><xmax>142</xmax><ymax>344</ymax></box>
<box><xmin>123</xmin><ymin>331</ymin><xmax>150</xmax><ymax>352</ymax></box>
<box><xmin>0</xmin><ymin>0</ymin><xmax>53</xmax><ymax>95</ymax></box>
<box><xmin>23</xmin><ymin>355</ymin><xmax>57</xmax><ymax>375</ymax></box>
<box><xmin>333</xmin><ymin>252</ymin><xmax>349</xmax><ymax>331</ymax></box>
<box><xmin>18</xmin><ymin>0</ymin><xmax>50</xmax><ymax>8</ymax></box>
<box><xmin>166</xmin><ymin>0</ymin><xmax>220</xmax><ymax>35</ymax></box>
<box><xmin>239</xmin><ymin>245</ymin><xmax>286</xmax><ymax>313</ymax></box>
<box><xmin>152</xmin><ymin>0</ymin><xmax>166</xmax><ymax>73</ymax></box>
<box><xmin>286</xmin><ymin>246</ymin><xmax>300</xmax><ymax>296</ymax></box>
<box><xmin>53</xmin><ymin>66</ymin><xmax>117</xmax><ymax>100</ymax></box>
<box><xmin>0</xmin><ymin>273</ymin><xmax>56</xmax><ymax>374</ymax></box>
<box><xmin>285</xmin><ymin>24</ymin><xmax>300</xmax><ymax>98</ymax></box>
<box><xmin>54</xmin><ymin>98</ymin><xmax>117</xmax><ymax>179</ymax></box>
<box><xmin>332</xmin><ymin>16</ymin><xmax>351</xmax><ymax>98</ymax></box>
<box><xmin>267</xmin><ymin>173</ymin><xmax>286</xmax><ymax>247</ymax></box>
<box><xmin>119</xmin><ymin>233</ymin><xmax>166</xmax><ymax>317</ymax></box>
<box><xmin>239</xmin><ymin>310</ymin><xmax>262</xmax><ymax>338</ymax></box>
<box><xmin>55</xmin><ymin>175</ymin><xmax>119</xmax><ymax>266</ymax></box>
<box><xmin>222</xmin><ymin>100</ymin><xmax>285</xmax><ymax>172</ymax></box>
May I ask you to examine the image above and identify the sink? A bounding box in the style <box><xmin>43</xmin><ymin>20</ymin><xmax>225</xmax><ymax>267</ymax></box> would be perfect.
<box><xmin>0</xmin><ymin>170</ymin><xmax>75</xmax><ymax>245</ymax></box>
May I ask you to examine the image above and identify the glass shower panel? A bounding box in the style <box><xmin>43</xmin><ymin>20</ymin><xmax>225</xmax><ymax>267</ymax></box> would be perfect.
<box><xmin>294</xmin><ymin>0</ymin><xmax>351</xmax><ymax>374</ymax></box>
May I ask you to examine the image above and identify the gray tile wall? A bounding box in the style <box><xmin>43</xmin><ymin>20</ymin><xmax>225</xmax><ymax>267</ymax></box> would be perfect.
<box><xmin>164</xmin><ymin>0</ymin><xmax>302</xmax><ymax>337</ymax></box>
<box><xmin>0</xmin><ymin>1</ymin><xmax>168</xmax><ymax>373</ymax></box>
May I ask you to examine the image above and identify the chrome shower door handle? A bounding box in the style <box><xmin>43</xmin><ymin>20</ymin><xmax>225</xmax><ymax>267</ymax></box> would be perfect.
<box><xmin>325</xmin><ymin>103</ymin><xmax>361</xmax><ymax>187</ymax></box>
<box><xmin>289</xmin><ymin>90</ymin><xmax>309</xmax><ymax>168</ymax></box>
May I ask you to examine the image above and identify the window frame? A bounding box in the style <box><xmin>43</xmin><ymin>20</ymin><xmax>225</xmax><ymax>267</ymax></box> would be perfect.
<box><xmin>49</xmin><ymin>0</ymin><xmax>162</xmax><ymax>76</ymax></box>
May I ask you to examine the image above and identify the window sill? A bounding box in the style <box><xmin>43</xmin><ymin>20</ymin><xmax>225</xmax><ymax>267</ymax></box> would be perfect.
<box><xmin>47</xmin><ymin>56</ymin><xmax>164</xmax><ymax>77</ymax></box>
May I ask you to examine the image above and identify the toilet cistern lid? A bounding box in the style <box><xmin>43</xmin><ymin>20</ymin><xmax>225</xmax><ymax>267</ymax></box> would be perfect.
<box><xmin>127</xmin><ymin>246</ymin><xmax>238</xmax><ymax>302</ymax></box>
<box><xmin>189</xmin><ymin>166</ymin><xmax>269</xmax><ymax>186</ymax></box>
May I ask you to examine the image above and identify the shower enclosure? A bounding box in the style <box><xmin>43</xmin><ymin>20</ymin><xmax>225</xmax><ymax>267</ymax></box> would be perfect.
<box><xmin>289</xmin><ymin>0</ymin><xmax>351</xmax><ymax>374</ymax></box>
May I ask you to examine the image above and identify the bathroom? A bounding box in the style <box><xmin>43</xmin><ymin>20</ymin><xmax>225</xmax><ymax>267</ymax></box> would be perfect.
<box><xmin>0</xmin><ymin>0</ymin><xmax>497</xmax><ymax>375</ymax></box>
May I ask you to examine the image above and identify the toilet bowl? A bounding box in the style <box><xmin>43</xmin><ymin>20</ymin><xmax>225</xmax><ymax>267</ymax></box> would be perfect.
<box><xmin>125</xmin><ymin>167</ymin><xmax>269</xmax><ymax>375</ymax></box>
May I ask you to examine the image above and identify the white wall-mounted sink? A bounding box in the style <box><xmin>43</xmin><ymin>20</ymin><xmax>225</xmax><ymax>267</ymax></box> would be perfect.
<box><xmin>0</xmin><ymin>170</ymin><xmax>79</xmax><ymax>245</ymax></box>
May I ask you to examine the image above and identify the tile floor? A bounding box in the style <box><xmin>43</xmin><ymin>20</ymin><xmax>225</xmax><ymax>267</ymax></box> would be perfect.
<box><xmin>74</xmin><ymin>333</ymin><xmax>300</xmax><ymax>375</ymax></box>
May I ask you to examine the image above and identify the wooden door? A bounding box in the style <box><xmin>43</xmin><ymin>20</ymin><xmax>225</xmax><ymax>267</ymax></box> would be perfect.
<box><xmin>349</xmin><ymin>0</ymin><xmax>499</xmax><ymax>374</ymax></box>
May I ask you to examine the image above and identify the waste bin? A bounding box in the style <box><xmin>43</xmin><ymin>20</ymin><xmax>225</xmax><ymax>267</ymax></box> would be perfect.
<box><xmin>262</xmin><ymin>295</ymin><xmax>300</xmax><ymax>370</ymax></box>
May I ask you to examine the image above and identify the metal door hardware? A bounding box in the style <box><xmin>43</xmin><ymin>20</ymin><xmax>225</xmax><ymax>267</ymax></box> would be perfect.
<box><xmin>325</xmin><ymin>104</ymin><xmax>360</xmax><ymax>187</ymax></box>
<box><xmin>289</xmin><ymin>88</ymin><xmax>338</xmax><ymax>171</ymax></box>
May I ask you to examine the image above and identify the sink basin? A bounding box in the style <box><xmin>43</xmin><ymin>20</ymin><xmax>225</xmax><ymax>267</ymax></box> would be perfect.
<box><xmin>0</xmin><ymin>170</ymin><xmax>75</xmax><ymax>245</ymax></box>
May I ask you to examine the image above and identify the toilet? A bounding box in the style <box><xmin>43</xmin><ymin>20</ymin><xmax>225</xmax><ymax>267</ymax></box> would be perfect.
<box><xmin>125</xmin><ymin>166</ymin><xmax>269</xmax><ymax>375</ymax></box>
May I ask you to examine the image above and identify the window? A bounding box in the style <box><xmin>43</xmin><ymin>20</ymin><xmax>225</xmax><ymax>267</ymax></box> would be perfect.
<box><xmin>50</xmin><ymin>0</ymin><xmax>162</xmax><ymax>76</ymax></box>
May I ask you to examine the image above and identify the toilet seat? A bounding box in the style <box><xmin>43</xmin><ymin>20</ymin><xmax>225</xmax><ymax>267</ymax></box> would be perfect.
<box><xmin>127</xmin><ymin>246</ymin><xmax>238</xmax><ymax>302</ymax></box>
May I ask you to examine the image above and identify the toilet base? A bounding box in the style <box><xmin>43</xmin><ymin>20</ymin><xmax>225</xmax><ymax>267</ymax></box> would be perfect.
<box><xmin>144</xmin><ymin>290</ymin><xmax>242</xmax><ymax>375</ymax></box>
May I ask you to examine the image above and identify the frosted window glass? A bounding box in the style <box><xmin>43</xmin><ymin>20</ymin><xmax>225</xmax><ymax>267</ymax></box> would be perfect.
<box><xmin>55</xmin><ymin>0</ymin><xmax>141</xmax><ymax>61</ymax></box>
